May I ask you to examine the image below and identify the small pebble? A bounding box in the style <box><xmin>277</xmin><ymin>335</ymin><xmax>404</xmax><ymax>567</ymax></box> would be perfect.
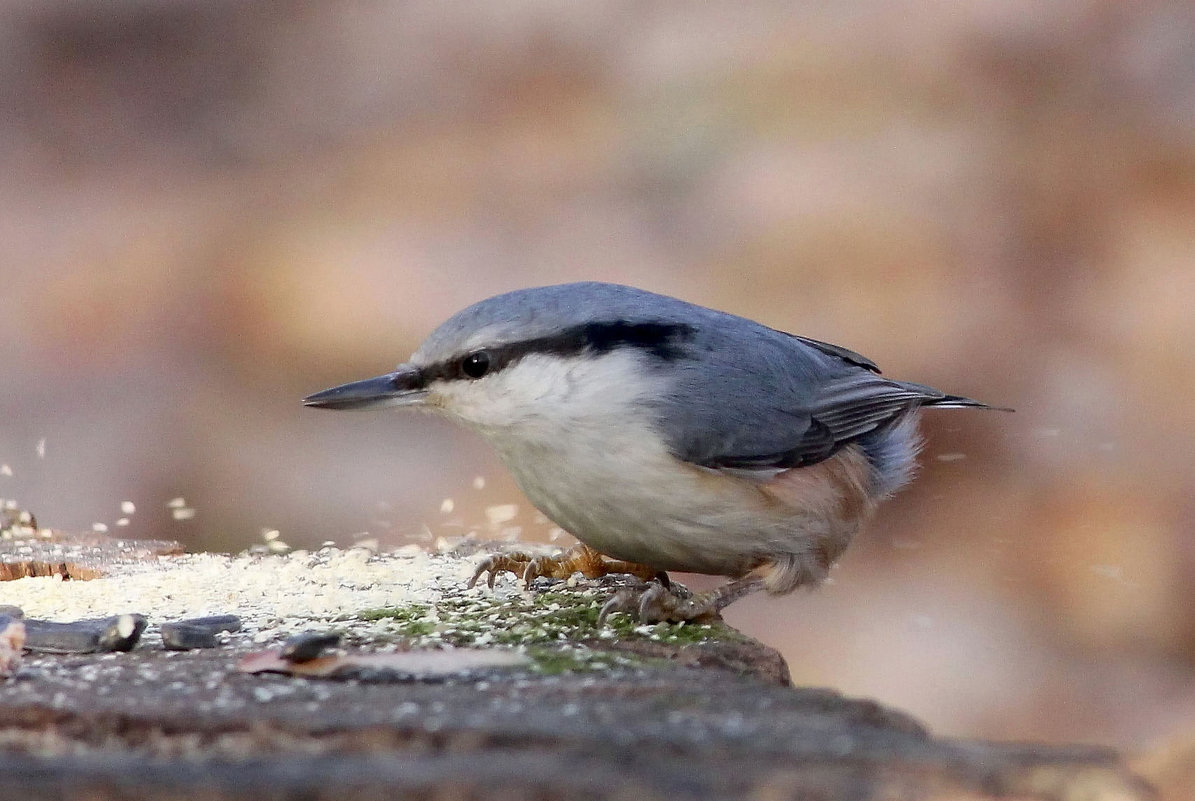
<box><xmin>0</xmin><ymin>616</ymin><xmax>25</xmax><ymax>677</ymax></box>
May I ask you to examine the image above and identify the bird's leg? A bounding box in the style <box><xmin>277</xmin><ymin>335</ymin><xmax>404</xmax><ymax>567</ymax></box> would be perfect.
<box><xmin>466</xmin><ymin>550</ymin><xmax>541</xmax><ymax>589</ymax></box>
<box><xmin>598</xmin><ymin>575</ymin><xmax>766</xmax><ymax>625</ymax></box>
<box><xmin>468</xmin><ymin>543</ymin><xmax>662</xmax><ymax>590</ymax></box>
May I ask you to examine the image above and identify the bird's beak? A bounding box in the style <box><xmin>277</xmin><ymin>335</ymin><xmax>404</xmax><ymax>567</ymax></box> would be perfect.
<box><xmin>303</xmin><ymin>365</ymin><xmax>428</xmax><ymax>410</ymax></box>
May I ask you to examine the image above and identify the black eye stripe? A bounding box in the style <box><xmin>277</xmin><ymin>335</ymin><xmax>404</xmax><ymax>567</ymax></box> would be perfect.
<box><xmin>421</xmin><ymin>321</ymin><xmax>695</xmax><ymax>384</ymax></box>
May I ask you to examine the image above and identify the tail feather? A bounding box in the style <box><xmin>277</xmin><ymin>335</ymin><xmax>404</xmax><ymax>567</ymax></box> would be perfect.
<box><xmin>926</xmin><ymin>394</ymin><xmax>1013</xmax><ymax>411</ymax></box>
<box><xmin>894</xmin><ymin>381</ymin><xmax>1014</xmax><ymax>412</ymax></box>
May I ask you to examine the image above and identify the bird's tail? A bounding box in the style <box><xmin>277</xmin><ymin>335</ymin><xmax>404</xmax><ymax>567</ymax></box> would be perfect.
<box><xmin>895</xmin><ymin>381</ymin><xmax>1014</xmax><ymax>412</ymax></box>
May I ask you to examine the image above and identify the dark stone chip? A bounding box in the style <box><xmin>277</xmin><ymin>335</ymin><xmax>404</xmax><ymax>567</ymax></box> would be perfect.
<box><xmin>280</xmin><ymin>631</ymin><xmax>341</xmax><ymax>663</ymax></box>
<box><xmin>176</xmin><ymin>614</ymin><xmax>243</xmax><ymax>634</ymax></box>
<box><xmin>160</xmin><ymin>623</ymin><xmax>219</xmax><ymax>650</ymax></box>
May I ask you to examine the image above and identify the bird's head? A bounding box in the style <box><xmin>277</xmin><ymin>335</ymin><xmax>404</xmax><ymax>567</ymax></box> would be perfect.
<box><xmin>303</xmin><ymin>283</ymin><xmax>698</xmax><ymax>441</ymax></box>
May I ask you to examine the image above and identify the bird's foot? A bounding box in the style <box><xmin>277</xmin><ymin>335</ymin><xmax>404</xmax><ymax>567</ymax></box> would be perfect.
<box><xmin>597</xmin><ymin>575</ymin><xmax>766</xmax><ymax>625</ymax></box>
<box><xmin>467</xmin><ymin>543</ymin><xmax>662</xmax><ymax>590</ymax></box>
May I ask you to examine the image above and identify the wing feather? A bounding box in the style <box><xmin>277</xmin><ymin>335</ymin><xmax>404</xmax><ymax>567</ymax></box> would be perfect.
<box><xmin>655</xmin><ymin>320</ymin><xmax>999</xmax><ymax>475</ymax></box>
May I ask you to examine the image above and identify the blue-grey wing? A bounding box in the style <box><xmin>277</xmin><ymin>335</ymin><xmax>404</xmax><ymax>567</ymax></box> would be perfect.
<box><xmin>655</xmin><ymin>328</ymin><xmax>968</xmax><ymax>471</ymax></box>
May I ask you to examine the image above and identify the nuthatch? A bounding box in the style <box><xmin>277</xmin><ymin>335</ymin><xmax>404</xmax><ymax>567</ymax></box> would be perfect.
<box><xmin>305</xmin><ymin>282</ymin><xmax>1007</xmax><ymax>623</ymax></box>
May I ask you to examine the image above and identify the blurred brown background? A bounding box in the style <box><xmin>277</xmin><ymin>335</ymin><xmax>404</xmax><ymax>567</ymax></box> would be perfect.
<box><xmin>1</xmin><ymin>0</ymin><xmax>1193</xmax><ymax>754</ymax></box>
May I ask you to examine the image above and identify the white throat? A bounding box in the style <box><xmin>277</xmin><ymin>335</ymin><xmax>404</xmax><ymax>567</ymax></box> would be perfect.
<box><xmin>428</xmin><ymin>349</ymin><xmax>665</xmax><ymax>445</ymax></box>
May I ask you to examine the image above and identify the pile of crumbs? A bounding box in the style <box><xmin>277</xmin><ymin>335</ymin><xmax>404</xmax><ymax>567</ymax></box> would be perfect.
<box><xmin>2</xmin><ymin>547</ymin><xmax>519</xmax><ymax>645</ymax></box>
<box><xmin>1</xmin><ymin>546</ymin><xmax>721</xmax><ymax>650</ymax></box>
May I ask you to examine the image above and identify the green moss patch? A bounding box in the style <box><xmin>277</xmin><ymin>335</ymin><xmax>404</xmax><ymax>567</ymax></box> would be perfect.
<box><xmin>361</xmin><ymin>589</ymin><xmax>723</xmax><ymax>646</ymax></box>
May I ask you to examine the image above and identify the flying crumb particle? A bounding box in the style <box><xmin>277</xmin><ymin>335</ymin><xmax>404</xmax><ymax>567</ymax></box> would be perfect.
<box><xmin>266</xmin><ymin>539</ymin><xmax>290</xmax><ymax>554</ymax></box>
<box><xmin>472</xmin><ymin>476</ymin><xmax>486</xmax><ymax>490</ymax></box>
<box><xmin>439</xmin><ymin>498</ymin><xmax>454</xmax><ymax>514</ymax></box>
<box><xmin>35</xmin><ymin>438</ymin><xmax>45</xmax><ymax>459</ymax></box>
<box><xmin>262</xmin><ymin>528</ymin><xmax>281</xmax><ymax>542</ymax></box>
<box><xmin>392</xmin><ymin>543</ymin><xmax>423</xmax><ymax>557</ymax></box>
<box><xmin>548</xmin><ymin>527</ymin><xmax>566</xmax><ymax>542</ymax></box>
<box><xmin>172</xmin><ymin>507</ymin><xmax>196</xmax><ymax>521</ymax></box>
<box><xmin>115</xmin><ymin>518</ymin><xmax>130</xmax><ymax>527</ymax></box>
<box><xmin>92</xmin><ymin>523</ymin><xmax>109</xmax><ymax>533</ymax></box>
<box><xmin>120</xmin><ymin>501</ymin><xmax>136</xmax><ymax>515</ymax></box>
<box><xmin>166</xmin><ymin>497</ymin><xmax>186</xmax><ymax>509</ymax></box>
<box><xmin>485</xmin><ymin>504</ymin><xmax>518</xmax><ymax>526</ymax></box>
<box><xmin>0</xmin><ymin>465</ymin><xmax>11</xmax><ymax>477</ymax></box>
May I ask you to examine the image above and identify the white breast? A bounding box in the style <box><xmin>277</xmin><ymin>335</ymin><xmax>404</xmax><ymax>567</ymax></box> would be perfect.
<box><xmin>432</xmin><ymin>348</ymin><xmax>873</xmax><ymax>582</ymax></box>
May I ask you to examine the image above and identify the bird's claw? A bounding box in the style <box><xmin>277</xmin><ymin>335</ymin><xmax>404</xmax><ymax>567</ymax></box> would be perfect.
<box><xmin>522</xmin><ymin>555</ymin><xmax>555</xmax><ymax>588</ymax></box>
<box><xmin>468</xmin><ymin>544</ymin><xmax>661</xmax><ymax>593</ymax></box>
<box><xmin>467</xmin><ymin>553</ymin><xmax>533</xmax><ymax>590</ymax></box>
<box><xmin>597</xmin><ymin>581</ymin><xmax>709</xmax><ymax>625</ymax></box>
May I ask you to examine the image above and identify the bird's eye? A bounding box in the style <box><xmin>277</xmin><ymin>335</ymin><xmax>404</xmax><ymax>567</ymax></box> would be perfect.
<box><xmin>461</xmin><ymin>350</ymin><xmax>491</xmax><ymax>379</ymax></box>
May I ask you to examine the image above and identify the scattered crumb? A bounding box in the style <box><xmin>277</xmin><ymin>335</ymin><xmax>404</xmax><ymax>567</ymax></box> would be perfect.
<box><xmin>485</xmin><ymin>505</ymin><xmax>518</xmax><ymax>526</ymax></box>
<box><xmin>115</xmin><ymin>518</ymin><xmax>130</xmax><ymax>527</ymax></box>
<box><xmin>0</xmin><ymin>465</ymin><xmax>11</xmax><ymax>477</ymax></box>
<box><xmin>472</xmin><ymin>476</ymin><xmax>486</xmax><ymax>490</ymax></box>
<box><xmin>171</xmin><ymin>508</ymin><xmax>196</xmax><ymax>521</ymax></box>
<box><xmin>35</xmin><ymin>438</ymin><xmax>46</xmax><ymax>459</ymax></box>
<box><xmin>120</xmin><ymin>501</ymin><xmax>136</xmax><ymax>515</ymax></box>
<box><xmin>166</xmin><ymin>497</ymin><xmax>187</xmax><ymax>509</ymax></box>
<box><xmin>440</xmin><ymin>498</ymin><xmax>454</xmax><ymax>514</ymax></box>
<box><xmin>92</xmin><ymin>523</ymin><xmax>109</xmax><ymax>534</ymax></box>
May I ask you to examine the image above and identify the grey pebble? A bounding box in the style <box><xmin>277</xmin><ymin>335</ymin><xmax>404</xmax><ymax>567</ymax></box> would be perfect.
<box><xmin>280</xmin><ymin>631</ymin><xmax>341</xmax><ymax>663</ymax></box>
<box><xmin>160</xmin><ymin>615</ymin><xmax>242</xmax><ymax>651</ymax></box>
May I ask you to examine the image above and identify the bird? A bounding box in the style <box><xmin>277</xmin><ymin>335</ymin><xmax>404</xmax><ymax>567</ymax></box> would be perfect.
<box><xmin>304</xmin><ymin>282</ymin><xmax>1008</xmax><ymax>624</ymax></box>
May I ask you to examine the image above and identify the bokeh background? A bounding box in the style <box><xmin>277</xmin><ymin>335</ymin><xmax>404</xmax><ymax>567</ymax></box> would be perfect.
<box><xmin>1</xmin><ymin>0</ymin><xmax>1193</xmax><ymax>757</ymax></box>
